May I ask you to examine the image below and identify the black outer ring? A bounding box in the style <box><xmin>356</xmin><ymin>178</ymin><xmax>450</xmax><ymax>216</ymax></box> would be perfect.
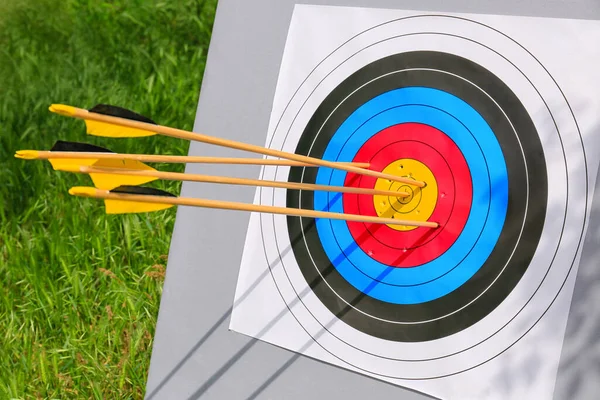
<box><xmin>284</xmin><ymin>51</ymin><xmax>548</xmax><ymax>342</ymax></box>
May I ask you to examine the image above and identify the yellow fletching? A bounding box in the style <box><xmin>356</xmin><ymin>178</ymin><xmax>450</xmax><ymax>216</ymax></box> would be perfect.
<box><xmin>87</xmin><ymin>158</ymin><xmax>158</xmax><ymax>189</ymax></box>
<box><xmin>50</xmin><ymin>157</ymin><xmax>158</xmax><ymax>190</ymax></box>
<box><xmin>85</xmin><ymin>120</ymin><xmax>156</xmax><ymax>138</ymax></box>
<box><xmin>68</xmin><ymin>186</ymin><xmax>173</xmax><ymax>214</ymax></box>
<box><xmin>49</xmin><ymin>158</ymin><xmax>97</xmax><ymax>171</ymax></box>
<box><xmin>104</xmin><ymin>199</ymin><xmax>173</xmax><ymax>214</ymax></box>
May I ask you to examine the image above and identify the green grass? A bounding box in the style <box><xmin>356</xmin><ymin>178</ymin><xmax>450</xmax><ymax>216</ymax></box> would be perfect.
<box><xmin>0</xmin><ymin>0</ymin><xmax>217</xmax><ymax>397</ymax></box>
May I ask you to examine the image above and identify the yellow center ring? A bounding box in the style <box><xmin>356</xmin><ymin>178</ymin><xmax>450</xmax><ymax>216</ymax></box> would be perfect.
<box><xmin>373</xmin><ymin>159</ymin><xmax>438</xmax><ymax>231</ymax></box>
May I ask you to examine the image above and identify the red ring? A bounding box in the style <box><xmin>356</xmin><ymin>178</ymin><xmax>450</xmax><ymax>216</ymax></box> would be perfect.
<box><xmin>344</xmin><ymin>141</ymin><xmax>455</xmax><ymax>266</ymax></box>
<box><xmin>342</xmin><ymin>123</ymin><xmax>472</xmax><ymax>268</ymax></box>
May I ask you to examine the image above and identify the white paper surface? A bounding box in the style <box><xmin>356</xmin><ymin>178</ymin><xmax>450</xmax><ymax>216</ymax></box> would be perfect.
<box><xmin>230</xmin><ymin>5</ymin><xmax>600</xmax><ymax>399</ymax></box>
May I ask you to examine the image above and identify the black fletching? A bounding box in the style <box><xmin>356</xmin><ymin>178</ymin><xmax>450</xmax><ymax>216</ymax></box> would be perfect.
<box><xmin>51</xmin><ymin>140</ymin><xmax>114</xmax><ymax>153</ymax></box>
<box><xmin>110</xmin><ymin>185</ymin><xmax>176</xmax><ymax>197</ymax></box>
<box><xmin>89</xmin><ymin>104</ymin><xmax>156</xmax><ymax>124</ymax></box>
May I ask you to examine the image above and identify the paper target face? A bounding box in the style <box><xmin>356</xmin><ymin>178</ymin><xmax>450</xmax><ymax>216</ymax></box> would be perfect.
<box><xmin>252</xmin><ymin>14</ymin><xmax>588</xmax><ymax>380</ymax></box>
<box><xmin>229</xmin><ymin>8</ymin><xmax>600</xmax><ymax>398</ymax></box>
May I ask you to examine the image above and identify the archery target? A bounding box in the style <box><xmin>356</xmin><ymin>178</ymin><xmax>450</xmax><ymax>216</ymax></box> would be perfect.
<box><xmin>252</xmin><ymin>14</ymin><xmax>588</xmax><ymax>380</ymax></box>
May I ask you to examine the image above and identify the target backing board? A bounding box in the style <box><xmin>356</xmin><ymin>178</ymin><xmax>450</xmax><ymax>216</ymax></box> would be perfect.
<box><xmin>228</xmin><ymin>4</ymin><xmax>600</xmax><ymax>400</ymax></box>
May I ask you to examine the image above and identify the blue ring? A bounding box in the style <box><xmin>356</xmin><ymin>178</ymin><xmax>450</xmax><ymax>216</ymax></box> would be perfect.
<box><xmin>313</xmin><ymin>87</ymin><xmax>508</xmax><ymax>304</ymax></box>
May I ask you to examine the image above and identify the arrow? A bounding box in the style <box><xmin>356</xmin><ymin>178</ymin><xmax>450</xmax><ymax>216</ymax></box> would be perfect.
<box><xmin>15</xmin><ymin>140</ymin><xmax>371</xmax><ymax>168</ymax></box>
<box><xmin>74</xmin><ymin>164</ymin><xmax>410</xmax><ymax>197</ymax></box>
<box><xmin>16</xmin><ymin>141</ymin><xmax>407</xmax><ymax>196</ymax></box>
<box><xmin>48</xmin><ymin>104</ymin><xmax>426</xmax><ymax>188</ymax></box>
<box><xmin>68</xmin><ymin>185</ymin><xmax>439</xmax><ymax>228</ymax></box>
<box><xmin>27</xmin><ymin>144</ymin><xmax>408</xmax><ymax>197</ymax></box>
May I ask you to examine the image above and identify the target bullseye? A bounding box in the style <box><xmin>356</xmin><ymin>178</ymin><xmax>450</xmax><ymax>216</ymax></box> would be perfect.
<box><xmin>373</xmin><ymin>158</ymin><xmax>438</xmax><ymax>232</ymax></box>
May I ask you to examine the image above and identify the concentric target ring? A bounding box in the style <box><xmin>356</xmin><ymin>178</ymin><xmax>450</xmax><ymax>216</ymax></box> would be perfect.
<box><xmin>288</xmin><ymin>53</ymin><xmax>536</xmax><ymax>333</ymax></box>
<box><xmin>257</xmin><ymin>15</ymin><xmax>586</xmax><ymax>380</ymax></box>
